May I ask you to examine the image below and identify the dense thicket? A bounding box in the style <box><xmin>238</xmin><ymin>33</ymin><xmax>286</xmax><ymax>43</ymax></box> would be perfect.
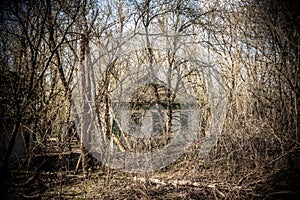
<box><xmin>0</xmin><ymin>0</ymin><xmax>299</xmax><ymax>199</ymax></box>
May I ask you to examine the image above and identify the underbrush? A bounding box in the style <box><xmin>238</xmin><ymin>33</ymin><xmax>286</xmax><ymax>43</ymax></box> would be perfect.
<box><xmin>3</xmin><ymin>115</ymin><xmax>300</xmax><ymax>199</ymax></box>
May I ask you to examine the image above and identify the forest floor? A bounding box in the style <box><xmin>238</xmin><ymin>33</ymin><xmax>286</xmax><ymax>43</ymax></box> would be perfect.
<box><xmin>3</xmin><ymin>142</ymin><xmax>300</xmax><ymax>200</ymax></box>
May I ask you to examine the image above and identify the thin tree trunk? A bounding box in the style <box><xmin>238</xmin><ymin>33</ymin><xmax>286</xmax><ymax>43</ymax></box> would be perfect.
<box><xmin>78</xmin><ymin>32</ymin><xmax>90</xmax><ymax>176</ymax></box>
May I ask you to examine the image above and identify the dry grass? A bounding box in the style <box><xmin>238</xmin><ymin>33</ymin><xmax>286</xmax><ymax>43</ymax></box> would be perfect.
<box><xmin>4</xmin><ymin>114</ymin><xmax>300</xmax><ymax>200</ymax></box>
